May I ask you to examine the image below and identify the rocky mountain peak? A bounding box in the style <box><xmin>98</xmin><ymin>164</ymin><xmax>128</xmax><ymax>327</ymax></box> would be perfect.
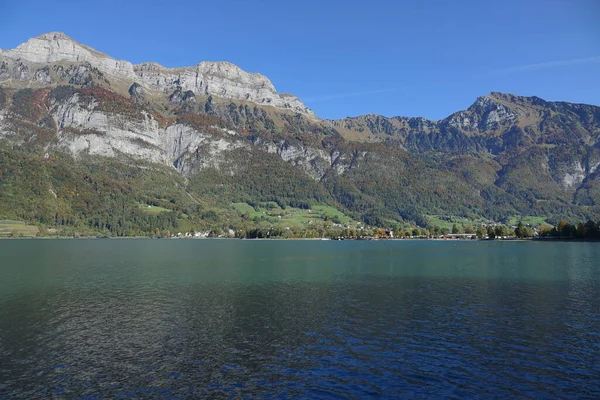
<box><xmin>0</xmin><ymin>32</ymin><xmax>315</xmax><ymax>117</ymax></box>
<box><xmin>488</xmin><ymin>91</ymin><xmax>509</xmax><ymax>99</ymax></box>
<box><xmin>470</xmin><ymin>94</ymin><xmax>503</xmax><ymax>109</ymax></box>
<box><xmin>2</xmin><ymin>31</ymin><xmax>112</xmax><ymax>62</ymax></box>
<box><xmin>35</xmin><ymin>32</ymin><xmax>74</xmax><ymax>41</ymax></box>
<box><xmin>196</xmin><ymin>61</ymin><xmax>276</xmax><ymax>92</ymax></box>
<box><xmin>486</xmin><ymin>91</ymin><xmax>552</xmax><ymax>108</ymax></box>
<box><xmin>0</xmin><ymin>31</ymin><xmax>136</xmax><ymax>83</ymax></box>
<box><xmin>442</xmin><ymin>93</ymin><xmax>519</xmax><ymax>131</ymax></box>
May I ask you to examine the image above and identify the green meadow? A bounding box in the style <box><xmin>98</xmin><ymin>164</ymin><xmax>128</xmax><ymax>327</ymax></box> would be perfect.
<box><xmin>0</xmin><ymin>220</ymin><xmax>39</xmax><ymax>237</ymax></box>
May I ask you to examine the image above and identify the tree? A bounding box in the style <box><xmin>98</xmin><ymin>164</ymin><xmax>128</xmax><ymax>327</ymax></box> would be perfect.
<box><xmin>576</xmin><ymin>222</ymin><xmax>585</xmax><ymax>238</ymax></box>
<box><xmin>476</xmin><ymin>225</ymin><xmax>486</xmax><ymax>238</ymax></box>
<box><xmin>452</xmin><ymin>224</ymin><xmax>461</xmax><ymax>234</ymax></box>
<box><xmin>584</xmin><ymin>220</ymin><xmax>598</xmax><ymax>238</ymax></box>
<box><xmin>464</xmin><ymin>224</ymin><xmax>474</xmax><ymax>234</ymax></box>
<box><xmin>487</xmin><ymin>226</ymin><xmax>496</xmax><ymax>239</ymax></box>
<box><xmin>495</xmin><ymin>225</ymin><xmax>506</xmax><ymax>238</ymax></box>
<box><xmin>515</xmin><ymin>222</ymin><xmax>525</xmax><ymax>238</ymax></box>
<box><xmin>524</xmin><ymin>227</ymin><xmax>535</xmax><ymax>237</ymax></box>
<box><xmin>557</xmin><ymin>220</ymin><xmax>570</xmax><ymax>235</ymax></box>
<box><xmin>562</xmin><ymin>223</ymin><xmax>576</xmax><ymax>238</ymax></box>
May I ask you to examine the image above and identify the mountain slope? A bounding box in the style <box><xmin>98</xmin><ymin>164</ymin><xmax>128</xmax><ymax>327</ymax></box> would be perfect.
<box><xmin>1</xmin><ymin>32</ymin><xmax>599</xmax><ymax>236</ymax></box>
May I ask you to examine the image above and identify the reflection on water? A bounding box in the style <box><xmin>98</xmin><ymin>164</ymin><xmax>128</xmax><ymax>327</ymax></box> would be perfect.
<box><xmin>0</xmin><ymin>240</ymin><xmax>599</xmax><ymax>398</ymax></box>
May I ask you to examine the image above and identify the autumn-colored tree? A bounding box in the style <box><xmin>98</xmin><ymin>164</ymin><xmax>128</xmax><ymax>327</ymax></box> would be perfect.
<box><xmin>557</xmin><ymin>220</ymin><xmax>569</xmax><ymax>233</ymax></box>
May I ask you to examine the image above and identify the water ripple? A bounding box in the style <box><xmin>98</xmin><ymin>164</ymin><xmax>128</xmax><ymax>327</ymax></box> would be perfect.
<box><xmin>0</xmin><ymin>240</ymin><xmax>599</xmax><ymax>398</ymax></box>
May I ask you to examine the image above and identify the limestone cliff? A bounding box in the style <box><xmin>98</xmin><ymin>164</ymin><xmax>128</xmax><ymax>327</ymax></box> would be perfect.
<box><xmin>0</xmin><ymin>32</ymin><xmax>315</xmax><ymax>117</ymax></box>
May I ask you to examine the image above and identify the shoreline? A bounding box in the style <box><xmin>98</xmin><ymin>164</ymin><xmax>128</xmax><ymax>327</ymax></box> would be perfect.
<box><xmin>1</xmin><ymin>236</ymin><xmax>597</xmax><ymax>242</ymax></box>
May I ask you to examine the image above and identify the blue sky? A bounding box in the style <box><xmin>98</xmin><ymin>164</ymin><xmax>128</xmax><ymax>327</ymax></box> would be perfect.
<box><xmin>1</xmin><ymin>0</ymin><xmax>598</xmax><ymax>120</ymax></box>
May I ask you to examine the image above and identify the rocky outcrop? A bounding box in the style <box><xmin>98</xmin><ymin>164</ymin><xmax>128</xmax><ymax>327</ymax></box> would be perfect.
<box><xmin>128</xmin><ymin>82</ymin><xmax>147</xmax><ymax>105</ymax></box>
<box><xmin>134</xmin><ymin>61</ymin><xmax>314</xmax><ymax>116</ymax></box>
<box><xmin>0</xmin><ymin>32</ymin><xmax>136</xmax><ymax>82</ymax></box>
<box><xmin>0</xmin><ymin>90</ymin><xmax>247</xmax><ymax>176</ymax></box>
<box><xmin>256</xmin><ymin>139</ymin><xmax>333</xmax><ymax>180</ymax></box>
<box><xmin>0</xmin><ymin>32</ymin><xmax>315</xmax><ymax>117</ymax></box>
<box><xmin>446</xmin><ymin>95</ymin><xmax>519</xmax><ymax>131</ymax></box>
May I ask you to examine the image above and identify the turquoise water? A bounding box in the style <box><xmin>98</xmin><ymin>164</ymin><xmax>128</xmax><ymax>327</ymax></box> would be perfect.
<box><xmin>0</xmin><ymin>240</ymin><xmax>599</xmax><ymax>398</ymax></box>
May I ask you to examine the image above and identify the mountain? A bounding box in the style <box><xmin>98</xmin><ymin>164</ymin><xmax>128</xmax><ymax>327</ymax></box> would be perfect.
<box><xmin>0</xmin><ymin>32</ymin><xmax>314</xmax><ymax>116</ymax></box>
<box><xmin>1</xmin><ymin>32</ymin><xmax>599</xmax><ymax>236</ymax></box>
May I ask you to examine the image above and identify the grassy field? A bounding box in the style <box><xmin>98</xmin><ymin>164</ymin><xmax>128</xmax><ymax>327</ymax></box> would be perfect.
<box><xmin>232</xmin><ymin>202</ymin><xmax>359</xmax><ymax>228</ymax></box>
<box><xmin>426</xmin><ymin>215</ymin><xmax>489</xmax><ymax>230</ymax></box>
<box><xmin>506</xmin><ymin>215</ymin><xmax>550</xmax><ymax>227</ymax></box>
<box><xmin>231</xmin><ymin>202</ymin><xmax>264</xmax><ymax>219</ymax></box>
<box><xmin>137</xmin><ymin>204</ymin><xmax>197</xmax><ymax>232</ymax></box>
<box><xmin>138</xmin><ymin>204</ymin><xmax>172</xmax><ymax>215</ymax></box>
<box><xmin>176</xmin><ymin>217</ymin><xmax>193</xmax><ymax>233</ymax></box>
<box><xmin>0</xmin><ymin>220</ymin><xmax>39</xmax><ymax>237</ymax></box>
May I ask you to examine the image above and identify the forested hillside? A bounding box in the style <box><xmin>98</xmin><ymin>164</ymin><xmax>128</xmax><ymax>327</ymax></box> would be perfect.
<box><xmin>1</xmin><ymin>33</ymin><xmax>599</xmax><ymax>237</ymax></box>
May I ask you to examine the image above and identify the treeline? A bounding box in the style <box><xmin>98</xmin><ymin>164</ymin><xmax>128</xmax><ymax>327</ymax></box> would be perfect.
<box><xmin>540</xmin><ymin>220</ymin><xmax>600</xmax><ymax>239</ymax></box>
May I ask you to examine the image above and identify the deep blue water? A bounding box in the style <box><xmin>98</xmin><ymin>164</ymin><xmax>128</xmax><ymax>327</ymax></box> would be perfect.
<box><xmin>0</xmin><ymin>239</ymin><xmax>599</xmax><ymax>398</ymax></box>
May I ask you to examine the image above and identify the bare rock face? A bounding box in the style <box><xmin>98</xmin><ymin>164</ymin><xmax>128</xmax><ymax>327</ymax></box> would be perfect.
<box><xmin>133</xmin><ymin>60</ymin><xmax>314</xmax><ymax>116</ymax></box>
<box><xmin>447</xmin><ymin>95</ymin><xmax>519</xmax><ymax>131</ymax></box>
<box><xmin>128</xmin><ymin>82</ymin><xmax>144</xmax><ymax>96</ymax></box>
<box><xmin>128</xmin><ymin>82</ymin><xmax>148</xmax><ymax>105</ymax></box>
<box><xmin>0</xmin><ymin>32</ymin><xmax>137</xmax><ymax>80</ymax></box>
<box><xmin>39</xmin><ymin>91</ymin><xmax>247</xmax><ymax>175</ymax></box>
<box><xmin>0</xmin><ymin>32</ymin><xmax>316</xmax><ymax>118</ymax></box>
<box><xmin>259</xmin><ymin>139</ymin><xmax>332</xmax><ymax>180</ymax></box>
<box><xmin>168</xmin><ymin>87</ymin><xmax>184</xmax><ymax>105</ymax></box>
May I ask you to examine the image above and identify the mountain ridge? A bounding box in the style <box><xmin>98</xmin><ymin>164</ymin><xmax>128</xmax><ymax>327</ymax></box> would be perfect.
<box><xmin>1</xmin><ymin>32</ymin><xmax>599</xmax><ymax>236</ymax></box>
<box><xmin>0</xmin><ymin>32</ymin><xmax>315</xmax><ymax>117</ymax></box>
<box><xmin>2</xmin><ymin>33</ymin><xmax>598</xmax><ymax>123</ymax></box>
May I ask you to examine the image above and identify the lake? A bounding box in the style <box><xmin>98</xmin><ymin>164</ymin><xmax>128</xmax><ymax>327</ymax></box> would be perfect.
<box><xmin>0</xmin><ymin>239</ymin><xmax>599</xmax><ymax>398</ymax></box>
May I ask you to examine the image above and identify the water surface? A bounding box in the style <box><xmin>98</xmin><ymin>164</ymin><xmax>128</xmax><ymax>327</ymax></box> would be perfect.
<box><xmin>0</xmin><ymin>240</ymin><xmax>599</xmax><ymax>398</ymax></box>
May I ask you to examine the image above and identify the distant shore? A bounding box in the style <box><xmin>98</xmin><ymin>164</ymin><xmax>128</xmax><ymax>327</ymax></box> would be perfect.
<box><xmin>2</xmin><ymin>236</ymin><xmax>598</xmax><ymax>242</ymax></box>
